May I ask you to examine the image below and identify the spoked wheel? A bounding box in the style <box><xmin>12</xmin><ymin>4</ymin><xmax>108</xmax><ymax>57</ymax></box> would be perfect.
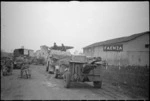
<box><xmin>54</xmin><ymin>72</ymin><xmax>58</xmax><ymax>78</ymax></box>
<box><xmin>64</xmin><ymin>72</ymin><xmax>71</xmax><ymax>88</ymax></box>
<box><xmin>93</xmin><ymin>81</ymin><xmax>102</xmax><ymax>88</ymax></box>
<box><xmin>28</xmin><ymin>69</ymin><xmax>31</xmax><ymax>78</ymax></box>
<box><xmin>54</xmin><ymin>69</ymin><xmax>59</xmax><ymax>78</ymax></box>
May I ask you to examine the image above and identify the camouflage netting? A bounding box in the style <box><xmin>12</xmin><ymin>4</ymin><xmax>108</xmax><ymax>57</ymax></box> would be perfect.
<box><xmin>58</xmin><ymin>58</ymin><xmax>70</xmax><ymax>65</ymax></box>
<box><xmin>50</xmin><ymin>50</ymin><xmax>71</xmax><ymax>57</ymax></box>
<box><xmin>48</xmin><ymin>50</ymin><xmax>72</xmax><ymax>66</ymax></box>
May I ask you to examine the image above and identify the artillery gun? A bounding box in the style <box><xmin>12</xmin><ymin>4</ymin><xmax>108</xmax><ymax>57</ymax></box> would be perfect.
<box><xmin>63</xmin><ymin>56</ymin><xmax>106</xmax><ymax>88</ymax></box>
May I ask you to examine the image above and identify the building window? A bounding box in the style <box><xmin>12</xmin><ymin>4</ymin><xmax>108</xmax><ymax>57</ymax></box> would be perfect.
<box><xmin>145</xmin><ymin>44</ymin><xmax>149</xmax><ymax>48</ymax></box>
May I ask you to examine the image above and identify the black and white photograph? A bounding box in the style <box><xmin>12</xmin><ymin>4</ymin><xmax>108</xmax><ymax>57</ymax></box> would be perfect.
<box><xmin>1</xmin><ymin>1</ymin><xmax>149</xmax><ymax>100</ymax></box>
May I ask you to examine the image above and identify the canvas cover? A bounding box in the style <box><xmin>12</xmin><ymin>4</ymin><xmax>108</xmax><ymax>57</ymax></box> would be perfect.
<box><xmin>71</xmin><ymin>55</ymin><xmax>87</xmax><ymax>63</ymax></box>
<box><xmin>49</xmin><ymin>50</ymin><xmax>72</xmax><ymax>65</ymax></box>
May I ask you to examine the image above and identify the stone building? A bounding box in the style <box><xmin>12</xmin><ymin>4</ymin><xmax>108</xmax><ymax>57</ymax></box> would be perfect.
<box><xmin>28</xmin><ymin>49</ymin><xmax>34</xmax><ymax>57</ymax></box>
<box><xmin>34</xmin><ymin>45</ymin><xmax>49</xmax><ymax>59</ymax></box>
<box><xmin>34</xmin><ymin>50</ymin><xmax>41</xmax><ymax>59</ymax></box>
<box><xmin>40</xmin><ymin>45</ymin><xmax>49</xmax><ymax>59</ymax></box>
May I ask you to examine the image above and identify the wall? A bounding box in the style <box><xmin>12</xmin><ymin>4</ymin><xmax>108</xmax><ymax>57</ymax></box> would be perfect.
<box><xmin>122</xmin><ymin>34</ymin><xmax>149</xmax><ymax>66</ymax></box>
<box><xmin>40</xmin><ymin>45</ymin><xmax>49</xmax><ymax>60</ymax></box>
<box><xmin>28</xmin><ymin>50</ymin><xmax>34</xmax><ymax>57</ymax></box>
<box><xmin>123</xmin><ymin>34</ymin><xmax>149</xmax><ymax>52</ymax></box>
<box><xmin>35</xmin><ymin>50</ymin><xmax>41</xmax><ymax>58</ymax></box>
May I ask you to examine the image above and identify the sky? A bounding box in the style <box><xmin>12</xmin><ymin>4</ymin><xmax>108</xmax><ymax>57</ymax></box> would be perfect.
<box><xmin>1</xmin><ymin>1</ymin><xmax>149</xmax><ymax>54</ymax></box>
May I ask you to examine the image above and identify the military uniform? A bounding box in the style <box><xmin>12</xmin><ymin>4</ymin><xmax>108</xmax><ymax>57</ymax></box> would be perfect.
<box><xmin>20</xmin><ymin>57</ymin><xmax>31</xmax><ymax>78</ymax></box>
<box><xmin>5</xmin><ymin>58</ymin><xmax>13</xmax><ymax>75</ymax></box>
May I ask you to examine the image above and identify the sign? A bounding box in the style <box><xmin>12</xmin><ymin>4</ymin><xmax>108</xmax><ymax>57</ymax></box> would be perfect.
<box><xmin>103</xmin><ymin>45</ymin><xmax>123</xmax><ymax>51</ymax></box>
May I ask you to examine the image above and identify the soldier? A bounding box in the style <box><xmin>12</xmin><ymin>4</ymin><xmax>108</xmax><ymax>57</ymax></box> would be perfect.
<box><xmin>9</xmin><ymin>58</ymin><xmax>14</xmax><ymax>75</ymax></box>
<box><xmin>20</xmin><ymin>56</ymin><xmax>31</xmax><ymax>78</ymax></box>
<box><xmin>48</xmin><ymin>56</ymin><xmax>55</xmax><ymax>74</ymax></box>
<box><xmin>46</xmin><ymin>56</ymin><xmax>50</xmax><ymax>72</ymax></box>
<box><xmin>5</xmin><ymin>57</ymin><xmax>13</xmax><ymax>75</ymax></box>
<box><xmin>1</xmin><ymin>59</ymin><xmax>4</xmax><ymax>77</ymax></box>
<box><xmin>61</xmin><ymin>44</ymin><xmax>66</xmax><ymax>51</ymax></box>
<box><xmin>53</xmin><ymin>42</ymin><xmax>58</xmax><ymax>50</ymax></box>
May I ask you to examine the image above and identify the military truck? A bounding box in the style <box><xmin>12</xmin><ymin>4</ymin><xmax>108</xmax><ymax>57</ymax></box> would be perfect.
<box><xmin>13</xmin><ymin>48</ymin><xmax>32</xmax><ymax>69</ymax></box>
<box><xmin>46</xmin><ymin>43</ymin><xmax>73</xmax><ymax>74</ymax></box>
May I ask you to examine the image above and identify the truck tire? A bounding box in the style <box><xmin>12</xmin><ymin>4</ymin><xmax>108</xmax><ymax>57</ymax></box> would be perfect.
<box><xmin>54</xmin><ymin>72</ymin><xmax>58</xmax><ymax>78</ymax></box>
<box><xmin>64</xmin><ymin>72</ymin><xmax>71</xmax><ymax>88</ymax></box>
<box><xmin>93</xmin><ymin>81</ymin><xmax>102</xmax><ymax>88</ymax></box>
<box><xmin>54</xmin><ymin>69</ymin><xmax>59</xmax><ymax>78</ymax></box>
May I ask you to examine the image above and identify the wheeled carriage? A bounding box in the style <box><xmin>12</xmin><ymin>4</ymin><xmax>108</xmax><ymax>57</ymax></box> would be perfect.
<box><xmin>63</xmin><ymin>56</ymin><xmax>105</xmax><ymax>88</ymax></box>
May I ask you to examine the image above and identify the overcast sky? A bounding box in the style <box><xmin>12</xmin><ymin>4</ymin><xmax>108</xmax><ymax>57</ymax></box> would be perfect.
<box><xmin>1</xmin><ymin>1</ymin><xmax>149</xmax><ymax>53</ymax></box>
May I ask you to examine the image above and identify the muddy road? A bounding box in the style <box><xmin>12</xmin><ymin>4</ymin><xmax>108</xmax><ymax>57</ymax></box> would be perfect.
<box><xmin>1</xmin><ymin>65</ymin><xmax>147</xmax><ymax>100</ymax></box>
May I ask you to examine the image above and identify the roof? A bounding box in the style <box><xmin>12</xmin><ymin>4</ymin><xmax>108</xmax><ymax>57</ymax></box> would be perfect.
<box><xmin>15</xmin><ymin>48</ymin><xmax>34</xmax><ymax>51</ymax></box>
<box><xmin>83</xmin><ymin>31</ymin><xmax>149</xmax><ymax>49</ymax></box>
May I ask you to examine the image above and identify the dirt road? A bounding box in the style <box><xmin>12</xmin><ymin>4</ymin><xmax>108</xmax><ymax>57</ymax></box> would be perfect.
<box><xmin>1</xmin><ymin>65</ymin><xmax>147</xmax><ymax>100</ymax></box>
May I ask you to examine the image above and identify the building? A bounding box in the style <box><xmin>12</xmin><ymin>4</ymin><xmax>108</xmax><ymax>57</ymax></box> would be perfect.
<box><xmin>34</xmin><ymin>50</ymin><xmax>41</xmax><ymax>59</ymax></box>
<box><xmin>83</xmin><ymin>31</ymin><xmax>149</xmax><ymax>66</ymax></box>
<box><xmin>28</xmin><ymin>49</ymin><xmax>34</xmax><ymax>57</ymax></box>
<box><xmin>40</xmin><ymin>45</ymin><xmax>49</xmax><ymax>59</ymax></box>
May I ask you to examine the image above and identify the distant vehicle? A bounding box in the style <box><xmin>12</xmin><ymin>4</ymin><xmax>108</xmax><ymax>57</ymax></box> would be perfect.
<box><xmin>13</xmin><ymin>48</ymin><xmax>32</xmax><ymax>69</ymax></box>
<box><xmin>13</xmin><ymin>48</ymin><xmax>29</xmax><ymax>57</ymax></box>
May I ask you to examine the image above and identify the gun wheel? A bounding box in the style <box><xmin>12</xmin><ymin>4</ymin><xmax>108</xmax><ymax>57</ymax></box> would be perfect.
<box><xmin>64</xmin><ymin>72</ymin><xmax>71</xmax><ymax>88</ymax></box>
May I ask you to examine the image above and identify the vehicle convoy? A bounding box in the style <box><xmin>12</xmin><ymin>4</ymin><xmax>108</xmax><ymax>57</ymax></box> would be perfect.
<box><xmin>47</xmin><ymin>50</ymin><xmax>105</xmax><ymax>88</ymax></box>
<box><xmin>49</xmin><ymin>54</ymin><xmax>106</xmax><ymax>88</ymax></box>
<box><xmin>46</xmin><ymin>43</ymin><xmax>106</xmax><ymax>88</ymax></box>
